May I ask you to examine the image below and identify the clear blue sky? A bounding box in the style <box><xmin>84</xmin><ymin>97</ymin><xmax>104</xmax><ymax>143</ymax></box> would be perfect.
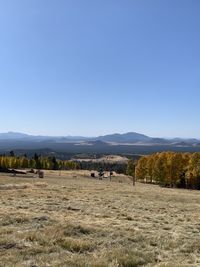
<box><xmin>0</xmin><ymin>0</ymin><xmax>200</xmax><ymax>137</ymax></box>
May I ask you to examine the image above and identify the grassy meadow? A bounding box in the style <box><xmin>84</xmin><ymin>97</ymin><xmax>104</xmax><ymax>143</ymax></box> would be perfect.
<box><xmin>0</xmin><ymin>170</ymin><xmax>200</xmax><ymax>267</ymax></box>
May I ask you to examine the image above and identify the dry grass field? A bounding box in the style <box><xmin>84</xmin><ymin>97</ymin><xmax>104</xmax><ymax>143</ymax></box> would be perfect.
<box><xmin>1</xmin><ymin>170</ymin><xmax>200</xmax><ymax>267</ymax></box>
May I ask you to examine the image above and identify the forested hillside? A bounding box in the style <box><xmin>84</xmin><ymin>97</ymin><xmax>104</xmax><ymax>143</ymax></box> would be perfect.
<box><xmin>135</xmin><ymin>152</ymin><xmax>200</xmax><ymax>189</ymax></box>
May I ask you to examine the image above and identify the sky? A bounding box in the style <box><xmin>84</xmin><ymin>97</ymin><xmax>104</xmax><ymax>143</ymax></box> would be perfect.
<box><xmin>0</xmin><ymin>0</ymin><xmax>200</xmax><ymax>138</ymax></box>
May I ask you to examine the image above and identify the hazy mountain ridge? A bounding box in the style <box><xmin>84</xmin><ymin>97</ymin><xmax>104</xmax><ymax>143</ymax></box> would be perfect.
<box><xmin>0</xmin><ymin>132</ymin><xmax>200</xmax><ymax>156</ymax></box>
<box><xmin>0</xmin><ymin>131</ymin><xmax>199</xmax><ymax>146</ymax></box>
<box><xmin>97</xmin><ymin>132</ymin><xmax>151</xmax><ymax>143</ymax></box>
<box><xmin>0</xmin><ymin>132</ymin><xmax>88</xmax><ymax>142</ymax></box>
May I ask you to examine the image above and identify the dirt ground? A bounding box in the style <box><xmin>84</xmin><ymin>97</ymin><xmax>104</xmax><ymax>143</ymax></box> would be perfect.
<box><xmin>0</xmin><ymin>170</ymin><xmax>200</xmax><ymax>267</ymax></box>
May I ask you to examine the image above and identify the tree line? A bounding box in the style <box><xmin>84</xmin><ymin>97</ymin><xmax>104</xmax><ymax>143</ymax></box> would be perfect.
<box><xmin>0</xmin><ymin>153</ymin><xmax>79</xmax><ymax>171</ymax></box>
<box><xmin>133</xmin><ymin>152</ymin><xmax>200</xmax><ymax>189</ymax></box>
<box><xmin>0</xmin><ymin>152</ymin><xmax>127</xmax><ymax>174</ymax></box>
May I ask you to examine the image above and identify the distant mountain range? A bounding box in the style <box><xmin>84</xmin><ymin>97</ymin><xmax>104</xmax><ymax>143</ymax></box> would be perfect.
<box><xmin>0</xmin><ymin>131</ymin><xmax>200</xmax><ymax>156</ymax></box>
<box><xmin>0</xmin><ymin>131</ymin><xmax>199</xmax><ymax>146</ymax></box>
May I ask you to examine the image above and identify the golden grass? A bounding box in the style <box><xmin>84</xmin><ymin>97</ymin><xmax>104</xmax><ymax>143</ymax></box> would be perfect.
<box><xmin>0</xmin><ymin>170</ymin><xmax>200</xmax><ymax>266</ymax></box>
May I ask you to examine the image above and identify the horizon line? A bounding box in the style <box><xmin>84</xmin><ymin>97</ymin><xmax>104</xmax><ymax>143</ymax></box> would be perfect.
<box><xmin>0</xmin><ymin>131</ymin><xmax>199</xmax><ymax>140</ymax></box>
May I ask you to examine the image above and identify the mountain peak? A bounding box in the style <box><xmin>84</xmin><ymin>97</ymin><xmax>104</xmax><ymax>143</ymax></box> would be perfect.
<box><xmin>97</xmin><ymin>132</ymin><xmax>151</xmax><ymax>143</ymax></box>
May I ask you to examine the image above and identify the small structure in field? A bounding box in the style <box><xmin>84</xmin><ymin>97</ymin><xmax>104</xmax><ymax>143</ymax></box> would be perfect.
<box><xmin>11</xmin><ymin>169</ymin><xmax>27</xmax><ymax>176</ymax></box>
<box><xmin>38</xmin><ymin>170</ymin><xmax>44</xmax><ymax>178</ymax></box>
<box><xmin>91</xmin><ymin>173</ymin><xmax>96</xmax><ymax>178</ymax></box>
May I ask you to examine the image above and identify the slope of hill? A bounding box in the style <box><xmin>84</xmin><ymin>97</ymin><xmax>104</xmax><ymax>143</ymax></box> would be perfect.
<box><xmin>1</xmin><ymin>172</ymin><xmax>200</xmax><ymax>266</ymax></box>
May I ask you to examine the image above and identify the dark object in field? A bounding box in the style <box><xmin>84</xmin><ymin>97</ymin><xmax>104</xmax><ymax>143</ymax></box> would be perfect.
<box><xmin>38</xmin><ymin>170</ymin><xmax>44</xmax><ymax>178</ymax></box>
<box><xmin>35</xmin><ymin>170</ymin><xmax>44</xmax><ymax>178</ymax></box>
<box><xmin>0</xmin><ymin>167</ymin><xmax>27</xmax><ymax>175</ymax></box>
<box><xmin>98</xmin><ymin>170</ymin><xmax>104</xmax><ymax>180</ymax></box>
<box><xmin>132</xmin><ymin>176</ymin><xmax>135</xmax><ymax>186</ymax></box>
<box><xmin>67</xmin><ymin>206</ymin><xmax>81</xmax><ymax>211</ymax></box>
<box><xmin>11</xmin><ymin>169</ymin><xmax>27</xmax><ymax>175</ymax></box>
<box><xmin>109</xmin><ymin>171</ymin><xmax>113</xmax><ymax>181</ymax></box>
<box><xmin>28</xmin><ymin>168</ymin><xmax>35</xmax><ymax>174</ymax></box>
<box><xmin>91</xmin><ymin>173</ymin><xmax>95</xmax><ymax>178</ymax></box>
<box><xmin>0</xmin><ymin>167</ymin><xmax>13</xmax><ymax>173</ymax></box>
<box><xmin>0</xmin><ymin>242</ymin><xmax>17</xmax><ymax>250</ymax></box>
<box><xmin>10</xmin><ymin>169</ymin><xmax>27</xmax><ymax>176</ymax></box>
<box><xmin>34</xmin><ymin>215</ymin><xmax>49</xmax><ymax>221</ymax></box>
